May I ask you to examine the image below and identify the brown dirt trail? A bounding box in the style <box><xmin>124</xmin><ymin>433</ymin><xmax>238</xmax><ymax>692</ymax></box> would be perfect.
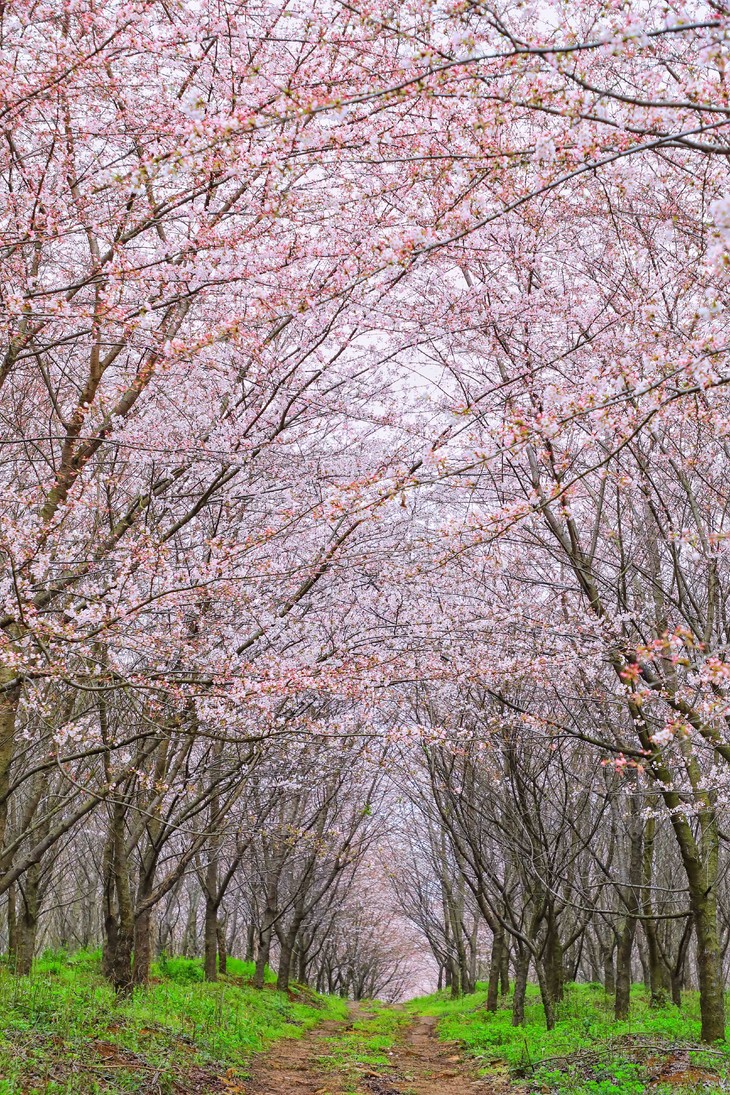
<box><xmin>244</xmin><ymin>1012</ymin><xmax>513</xmax><ymax>1095</ymax></box>
<box><xmin>243</xmin><ymin>1017</ymin><xmax>348</xmax><ymax>1094</ymax></box>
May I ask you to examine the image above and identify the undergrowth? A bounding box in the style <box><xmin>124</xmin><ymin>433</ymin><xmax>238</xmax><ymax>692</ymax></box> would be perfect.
<box><xmin>407</xmin><ymin>982</ymin><xmax>730</xmax><ymax>1095</ymax></box>
<box><xmin>0</xmin><ymin>948</ymin><xmax>347</xmax><ymax>1094</ymax></box>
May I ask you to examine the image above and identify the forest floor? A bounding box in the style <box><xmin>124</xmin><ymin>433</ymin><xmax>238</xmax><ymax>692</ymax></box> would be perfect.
<box><xmin>3</xmin><ymin>954</ymin><xmax>730</xmax><ymax>1095</ymax></box>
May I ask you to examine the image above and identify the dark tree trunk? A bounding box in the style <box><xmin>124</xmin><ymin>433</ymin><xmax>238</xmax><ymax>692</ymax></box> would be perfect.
<box><xmin>15</xmin><ymin>862</ymin><xmax>42</xmax><ymax>976</ymax></box>
<box><xmin>204</xmin><ymin>896</ymin><xmax>218</xmax><ymax>982</ymax></box>
<box><xmin>132</xmin><ymin>908</ymin><xmax>153</xmax><ymax>986</ymax></box>
<box><xmin>277</xmin><ymin>932</ymin><xmax>295</xmax><ymax>992</ymax></box>
<box><xmin>245</xmin><ymin>921</ymin><xmax>256</xmax><ymax>963</ymax></box>
<box><xmin>254</xmin><ymin>907</ymin><xmax>275</xmax><ymax>989</ymax></box>
<box><xmin>7</xmin><ymin>881</ymin><xmax>17</xmax><ymax>969</ymax></box>
<box><xmin>486</xmin><ymin>928</ymin><xmax>503</xmax><ymax>1012</ymax></box>
<box><xmin>500</xmin><ymin>944</ymin><xmax>510</xmax><ymax>996</ymax></box>
<box><xmin>603</xmin><ymin>943</ymin><xmax>616</xmax><ymax>996</ymax></box>
<box><xmin>671</xmin><ymin>918</ymin><xmax>693</xmax><ymax>1007</ymax></box>
<box><xmin>512</xmin><ymin>947</ymin><xmax>529</xmax><ymax>1027</ymax></box>
<box><xmin>217</xmin><ymin>919</ymin><xmax>227</xmax><ymax>976</ymax></box>
<box><xmin>615</xmin><ymin>803</ymin><xmax>643</xmax><ymax>1021</ymax></box>
<box><xmin>544</xmin><ymin>918</ymin><xmax>564</xmax><ymax>1004</ymax></box>
<box><xmin>535</xmin><ymin>957</ymin><xmax>556</xmax><ymax>1031</ymax></box>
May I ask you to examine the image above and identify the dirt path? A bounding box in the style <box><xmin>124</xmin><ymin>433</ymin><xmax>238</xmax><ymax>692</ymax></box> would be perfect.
<box><xmin>243</xmin><ymin>1017</ymin><xmax>348</xmax><ymax>1095</ymax></box>
<box><xmin>244</xmin><ymin>1012</ymin><xmax>513</xmax><ymax>1095</ymax></box>
<box><xmin>366</xmin><ymin>1014</ymin><xmax>511</xmax><ymax>1095</ymax></box>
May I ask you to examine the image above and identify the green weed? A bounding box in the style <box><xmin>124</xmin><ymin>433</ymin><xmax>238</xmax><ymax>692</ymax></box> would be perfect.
<box><xmin>0</xmin><ymin>949</ymin><xmax>346</xmax><ymax>1093</ymax></box>
<box><xmin>406</xmin><ymin>982</ymin><xmax>730</xmax><ymax>1094</ymax></box>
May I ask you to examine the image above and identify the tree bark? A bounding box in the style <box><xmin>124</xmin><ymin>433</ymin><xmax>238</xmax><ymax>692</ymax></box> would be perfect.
<box><xmin>486</xmin><ymin>928</ymin><xmax>503</xmax><ymax>1012</ymax></box>
<box><xmin>615</xmin><ymin>801</ymin><xmax>643</xmax><ymax>1021</ymax></box>
<box><xmin>217</xmin><ymin>918</ymin><xmax>227</xmax><ymax>976</ymax></box>
<box><xmin>204</xmin><ymin>895</ymin><xmax>218</xmax><ymax>982</ymax></box>
<box><xmin>254</xmin><ymin>905</ymin><xmax>275</xmax><ymax>989</ymax></box>
<box><xmin>511</xmin><ymin>947</ymin><xmax>529</xmax><ymax>1027</ymax></box>
<box><xmin>15</xmin><ymin>861</ymin><xmax>41</xmax><ymax>975</ymax></box>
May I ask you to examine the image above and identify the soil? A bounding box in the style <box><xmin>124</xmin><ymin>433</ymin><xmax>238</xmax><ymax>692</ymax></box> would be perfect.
<box><xmin>243</xmin><ymin>1012</ymin><xmax>515</xmax><ymax>1095</ymax></box>
<box><xmin>242</xmin><ymin>1017</ymin><xmax>349</xmax><ymax>1094</ymax></box>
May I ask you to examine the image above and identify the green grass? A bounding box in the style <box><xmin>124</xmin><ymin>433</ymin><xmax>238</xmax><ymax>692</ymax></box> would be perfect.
<box><xmin>406</xmin><ymin>982</ymin><xmax>730</xmax><ymax>1094</ymax></box>
<box><xmin>317</xmin><ymin>1001</ymin><xmax>407</xmax><ymax>1092</ymax></box>
<box><xmin>0</xmin><ymin>948</ymin><xmax>347</xmax><ymax>1094</ymax></box>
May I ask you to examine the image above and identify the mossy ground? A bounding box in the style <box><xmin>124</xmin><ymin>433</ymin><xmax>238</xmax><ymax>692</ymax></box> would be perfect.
<box><xmin>406</xmin><ymin>982</ymin><xmax>730</xmax><ymax>1094</ymax></box>
<box><xmin>0</xmin><ymin>949</ymin><xmax>347</xmax><ymax>1094</ymax></box>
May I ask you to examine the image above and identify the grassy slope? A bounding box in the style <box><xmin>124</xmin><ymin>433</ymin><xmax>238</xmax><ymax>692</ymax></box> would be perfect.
<box><xmin>406</xmin><ymin>982</ymin><xmax>730</xmax><ymax>1095</ymax></box>
<box><xmin>0</xmin><ymin>950</ymin><xmax>348</xmax><ymax>1094</ymax></box>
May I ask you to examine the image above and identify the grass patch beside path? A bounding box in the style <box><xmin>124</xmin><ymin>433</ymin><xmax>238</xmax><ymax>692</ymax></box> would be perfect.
<box><xmin>406</xmin><ymin>982</ymin><xmax>730</xmax><ymax>1095</ymax></box>
<box><xmin>0</xmin><ymin>948</ymin><xmax>347</xmax><ymax>1094</ymax></box>
<box><xmin>317</xmin><ymin>1001</ymin><xmax>407</xmax><ymax>1093</ymax></box>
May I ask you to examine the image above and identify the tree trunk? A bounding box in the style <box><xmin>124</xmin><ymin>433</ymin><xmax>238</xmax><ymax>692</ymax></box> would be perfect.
<box><xmin>245</xmin><ymin>920</ymin><xmax>256</xmax><ymax>963</ymax></box>
<box><xmin>204</xmin><ymin>896</ymin><xmax>218</xmax><ymax>982</ymax></box>
<box><xmin>132</xmin><ymin>908</ymin><xmax>153</xmax><ymax>986</ymax></box>
<box><xmin>7</xmin><ymin>881</ymin><xmax>17</xmax><ymax>968</ymax></box>
<box><xmin>0</xmin><ymin>679</ymin><xmax>22</xmax><ymax>870</ymax></box>
<box><xmin>693</xmin><ymin>885</ymin><xmax>725</xmax><ymax>1042</ymax></box>
<box><xmin>614</xmin><ymin>916</ymin><xmax>637</xmax><ymax>1021</ymax></box>
<box><xmin>671</xmin><ymin>918</ymin><xmax>693</xmax><ymax>1007</ymax></box>
<box><xmin>254</xmin><ymin>907</ymin><xmax>275</xmax><ymax>989</ymax></box>
<box><xmin>534</xmin><ymin>955</ymin><xmax>556</xmax><ymax>1030</ymax></box>
<box><xmin>449</xmin><ymin>955</ymin><xmax>461</xmax><ymax>998</ymax></box>
<box><xmin>602</xmin><ymin>941</ymin><xmax>616</xmax><ymax>995</ymax></box>
<box><xmin>486</xmin><ymin>928</ymin><xmax>503</xmax><ymax>1012</ymax></box>
<box><xmin>643</xmin><ymin>921</ymin><xmax>669</xmax><ymax>1007</ymax></box>
<box><xmin>544</xmin><ymin>917</ymin><xmax>564</xmax><ymax>1004</ymax></box>
<box><xmin>102</xmin><ymin>802</ymin><xmax>134</xmax><ymax>993</ymax></box>
<box><xmin>615</xmin><ymin>802</ymin><xmax>643</xmax><ymax>1021</ymax></box>
<box><xmin>15</xmin><ymin>862</ymin><xmax>41</xmax><ymax>975</ymax></box>
<box><xmin>277</xmin><ymin>932</ymin><xmax>295</xmax><ymax>992</ymax></box>
<box><xmin>217</xmin><ymin>918</ymin><xmax>227</xmax><ymax>976</ymax></box>
<box><xmin>500</xmin><ymin>944</ymin><xmax>510</xmax><ymax>996</ymax></box>
<box><xmin>668</xmin><ymin>803</ymin><xmax>725</xmax><ymax>1041</ymax></box>
<box><xmin>511</xmin><ymin>947</ymin><xmax>529</xmax><ymax>1027</ymax></box>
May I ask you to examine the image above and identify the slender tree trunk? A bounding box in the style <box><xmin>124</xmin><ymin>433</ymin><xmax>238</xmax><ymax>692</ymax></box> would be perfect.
<box><xmin>204</xmin><ymin>896</ymin><xmax>218</xmax><ymax>982</ymax></box>
<box><xmin>602</xmin><ymin>941</ymin><xmax>616</xmax><ymax>995</ymax></box>
<box><xmin>15</xmin><ymin>862</ymin><xmax>41</xmax><ymax>975</ymax></box>
<box><xmin>449</xmin><ymin>955</ymin><xmax>461</xmax><ymax>998</ymax></box>
<box><xmin>544</xmin><ymin>917</ymin><xmax>564</xmax><ymax>1004</ymax></box>
<box><xmin>614</xmin><ymin>916</ymin><xmax>637</xmax><ymax>1020</ymax></box>
<box><xmin>277</xmin><ymin>931</ymin><xmax>296</xmax><ymax>992</ymax></box>
<box><xmin>245</xmin><ymin>920</ymin><xmax>256</xmax><ymax>963</ymax></box>
<box><xmin>535</xmin><ymin>956</ymin><xmax>556</xmax><ymax>1031</ymax></box>
<box><xmin>132</xmin><ymin>908</ymin><xmax>154</xmax><ymax>986</ymax></box>
<box><xmin>500</xmin><ymin>943</ymin><xmax>510</xmax><ymax>996</ymax></box>
<box><xmin>671</xmin><ymin>918</ymin><xmax>693</xmax><ymax>1007</ymax></box>
<box><xmin>643</xmin><ymin>922</ymin><xmax>669</xmax><ymax>1007</ymax></box>
<box><xmin>692</xmin><ymin>885</ymin><xmax>725</xmax><ymax>1042</ymax></box>
<box><xmin>0</xmin><ymin>679</ymin><xmax>21</xmax><ymax>870</ymax></box>
<box><xmin>254</xmin><ymin>907</ymin><xmax>275</xmax><ymax>989</ymax></box>
<box><xmin>7</xmin><ymin>881</ymin><xmax>17</xmax><ymax>968</ymax></box>
<box><xmin>511</xmin><ymin>947</ymin><xmax>529</xmax><ymax>1027</ymax></box>
<box><xmin>615</xmin><ymin>803</ymin><xmax>643</xmax><ymax>1021</ymax></box>
<box><xmin>102</xmin><ymin>802</ymin><xmax>134</xmax><ymax>993</ymax></box>
<box><xmin>486</xmin><ymin>928</ymin><xmax>503</xmax><ymax>1012</ymax></box>
<box><xmin>217</xmin><ymin>918</ymin><xmax>227</xmax><ymax>975</ymax></box>
<box><xmin>297</xmin><ymin>944</ymin><xmax>309</xmax><ymax>985</ymax></box>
